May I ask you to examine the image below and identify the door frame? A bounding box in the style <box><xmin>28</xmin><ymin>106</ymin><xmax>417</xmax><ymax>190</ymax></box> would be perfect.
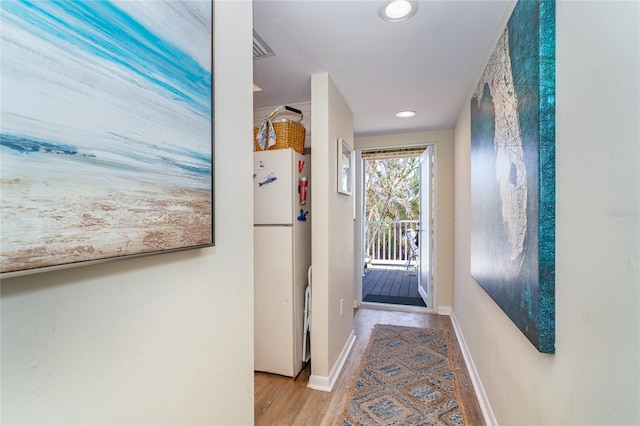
<box><xmin>354</xmin><ymin>144</ymin><xmax>437</xmax><ymax>313</ymax></box>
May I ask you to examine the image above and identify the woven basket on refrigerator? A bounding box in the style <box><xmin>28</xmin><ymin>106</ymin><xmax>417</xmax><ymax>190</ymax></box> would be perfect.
<box><xmin>254</xmin><ymin>106</ymin><xmax>305</xmax><ymax>155</ymax></box>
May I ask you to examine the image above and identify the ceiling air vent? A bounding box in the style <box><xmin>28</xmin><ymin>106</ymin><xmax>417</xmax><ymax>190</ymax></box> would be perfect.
<box><xmin>253</xmin><ymin>30</ymin><xmax>274</xmax><ymax>60</ymax></box>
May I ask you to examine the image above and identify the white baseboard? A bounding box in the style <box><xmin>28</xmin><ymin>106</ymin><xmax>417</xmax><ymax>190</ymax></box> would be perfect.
<box><xmin>450</xmin><ymin>311</ymin><xmax>497</xmax><ymax>426</ymax></box>
<box><xmin>437</xmin><ymin>305</ymin><xmax>452</xmax><ymax>315</ymax></box>
<box><xmin>308</xmin><ymin>330</ymin><xmax>356</xmax><ymax>392</ymax></box>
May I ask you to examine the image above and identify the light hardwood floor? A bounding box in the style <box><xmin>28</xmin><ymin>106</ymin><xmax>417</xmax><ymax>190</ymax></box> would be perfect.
<box><xmin>255</xmin><ymin>307</ymin><xmax>485</xmax><ymax>425</ymax></box>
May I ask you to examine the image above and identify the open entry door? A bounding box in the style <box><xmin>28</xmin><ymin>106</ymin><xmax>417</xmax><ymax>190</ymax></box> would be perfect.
<box><xmin>418</xmin><ymin>146</ymin><xmax>434</xmax><ymax>308</ymax></box>
<box><xmin>358</xmin><ymin>145</ymin><xmax>435</xmax><ymax>310</ymax></box>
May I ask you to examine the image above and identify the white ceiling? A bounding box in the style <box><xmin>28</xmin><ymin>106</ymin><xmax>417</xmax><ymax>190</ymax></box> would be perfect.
<box><xmin>252</xmin><ymin>0</ymin><xmax>512</xmax><ymax>137</ymax></box>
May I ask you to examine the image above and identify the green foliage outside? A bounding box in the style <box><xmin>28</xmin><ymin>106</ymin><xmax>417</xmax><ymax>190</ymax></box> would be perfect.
<box><xmin>365</xmin><ymin>157</ymin><xmax>420</xmax><ymax>259</ymax></box>
<box><xmin>365</xmin><ymin>157</ymin><xmax>420</xmax><ymax>222</ymax></box>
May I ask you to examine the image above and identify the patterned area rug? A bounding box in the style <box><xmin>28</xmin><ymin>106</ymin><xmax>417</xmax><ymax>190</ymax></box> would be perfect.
<box><xmin>341</xmin><ymin>324</ymin><xmax>467</xmax><ymax>426</ymax></box>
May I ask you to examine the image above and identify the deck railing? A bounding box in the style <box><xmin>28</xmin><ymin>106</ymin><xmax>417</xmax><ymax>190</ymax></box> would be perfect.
<box><xmin>365</xmin><ymin>220</ymin><xmax>419</xmax><ymax>263</ymax></box>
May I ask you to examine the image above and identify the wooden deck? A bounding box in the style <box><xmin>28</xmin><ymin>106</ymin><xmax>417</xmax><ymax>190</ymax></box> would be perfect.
<box><xmin>362</xmin><ymin>262</ymin><xmax>426</xmax><ymax>307</ymax></box>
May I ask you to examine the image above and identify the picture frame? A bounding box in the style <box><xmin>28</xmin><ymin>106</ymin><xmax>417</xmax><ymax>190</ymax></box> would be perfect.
<box><xmin>0</xmin><ymin>1</ymin><xmax>214</xmax><ymax>277</ymax></box>
<box><xmin>338</xmin><ymin>138</ymin><xmax>353</xmax><ymax>196</ymax></box>
<box><xmin>470</xmin><ymin>0</ymin><xmax>555</xmax><ymax>353</ymax></box>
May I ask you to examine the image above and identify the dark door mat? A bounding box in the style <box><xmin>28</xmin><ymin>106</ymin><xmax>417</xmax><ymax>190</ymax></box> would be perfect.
<box><xmin>363</xmin><ymin>294</ymin><xmax>427</xmax><ymax>307</ymax></box>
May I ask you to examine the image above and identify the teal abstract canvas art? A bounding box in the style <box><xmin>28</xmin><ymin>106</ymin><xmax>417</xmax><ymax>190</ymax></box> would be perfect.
<box><xmin>470</xmin><ymin>0</ymin><xmax>555</xmax><ymax>353</ymax></box>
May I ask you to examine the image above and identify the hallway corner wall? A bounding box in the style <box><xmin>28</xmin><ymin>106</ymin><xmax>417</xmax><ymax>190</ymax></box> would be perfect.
<box><xmin>0</xmin><ymin>2</ymin><xmax>255</xmax><ymax>424</ymax></box>
<box><xmin>309</xmin><ymin>72</ymin><xmax>355</xmax><ymax>388</ymax></box>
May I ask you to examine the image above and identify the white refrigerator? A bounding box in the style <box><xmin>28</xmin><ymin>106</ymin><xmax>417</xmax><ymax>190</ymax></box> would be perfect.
<box><xmin>254</xmin><ymin>148</ymin><xmax>311</xmax><ymax>377</ymax></box>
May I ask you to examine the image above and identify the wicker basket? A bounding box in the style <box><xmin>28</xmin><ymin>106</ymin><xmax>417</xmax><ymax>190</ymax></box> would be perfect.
<box><xmin>254</xmin><ymin>106</ymin><xmax>305</xmax><ymax>155</ymax></box>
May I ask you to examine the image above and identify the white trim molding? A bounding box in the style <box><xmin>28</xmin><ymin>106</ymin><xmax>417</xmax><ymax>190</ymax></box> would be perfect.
<box><xmin>308</xmin><ymin>330</ymin><xmax>356</xmax><ymax>392</ymax></box>
<box><xmin>450</xmin><ymin>311</ymin><xmax>497</xmax><ymax>426</ymax></box>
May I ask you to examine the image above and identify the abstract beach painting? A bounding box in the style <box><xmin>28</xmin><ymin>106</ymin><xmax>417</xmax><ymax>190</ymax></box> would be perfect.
<box><xmin>470</xmin><ymin>0</ymin><xmax>555</xmax><ymax>353</ymax></box>
<box><xmin>0</xmin><ymin>1</ymin><xmax>213</xmax><ymax>275</ymax></box>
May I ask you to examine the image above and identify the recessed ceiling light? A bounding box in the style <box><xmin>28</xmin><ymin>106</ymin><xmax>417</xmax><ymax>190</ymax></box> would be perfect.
<box><xmin>396</xmin><ymin>110</ymin><xmax>417</xmax><ymax>118</ymax></box>
<box><xmin>379</xmin><ymin>0</ymin><xmax>418</xmax><ymax>23</ymax></box>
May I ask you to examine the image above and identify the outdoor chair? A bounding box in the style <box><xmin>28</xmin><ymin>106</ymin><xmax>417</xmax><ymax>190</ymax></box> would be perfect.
<box><xmin>405</xmin><ymin>229</ymin><xmax>419</xmax><ymax>275</ymax></box>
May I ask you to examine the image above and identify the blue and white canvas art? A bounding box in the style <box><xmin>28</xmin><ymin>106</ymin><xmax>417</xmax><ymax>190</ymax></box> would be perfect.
<box><xmin>470</xmin><ymin>0</ymin><xmax>555</xmax><ymax>353</ymax></box>
<box><xmin>0</xmin><ymin>1</ymin><xmax>213</xmax><ymax>275</ymax></box>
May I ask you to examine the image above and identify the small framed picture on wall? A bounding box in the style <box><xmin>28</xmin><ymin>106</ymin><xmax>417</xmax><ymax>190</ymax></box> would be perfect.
<box><xmin>337</xmin><ymin>138</ymin><xmax>353</xmax><ymax>196</ymax></box>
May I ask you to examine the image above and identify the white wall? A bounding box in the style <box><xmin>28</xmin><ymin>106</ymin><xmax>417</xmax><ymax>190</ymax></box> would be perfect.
<box><xmin>355</xmin><ymin>130</ymin><xmax>455</xmax><ymax>311</ymax></box>
<box><xmin>309</xmin><ymin>73</ymin><xmax>355</xmax><ymax>385</ymax></box>
<box><xmin>0</xmin><ymin>1</ymin><xmax>255</xmax><ymax>424</ymax></box>
<box><xmin>453</xmin><ymin>1</ymin><xmax>640</xmax><ymax>424</ymax></box>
